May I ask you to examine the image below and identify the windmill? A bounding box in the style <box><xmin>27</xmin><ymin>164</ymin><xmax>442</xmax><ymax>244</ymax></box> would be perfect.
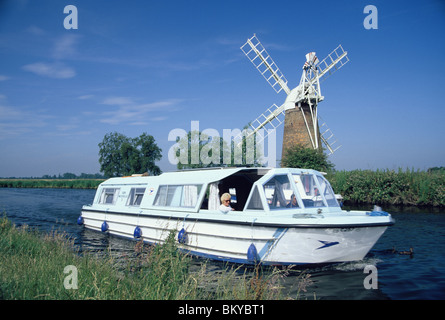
<box><xmin>239</xmin><ymin>34</ymin><xmax>349</xmax><ymax>157</ymax></box>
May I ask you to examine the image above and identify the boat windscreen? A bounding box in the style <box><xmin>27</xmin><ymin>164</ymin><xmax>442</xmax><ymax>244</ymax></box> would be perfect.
<box><xmin>263</xmin><ymin>175</ymin><xmax>299</xmax><ymax>210</ymax></box>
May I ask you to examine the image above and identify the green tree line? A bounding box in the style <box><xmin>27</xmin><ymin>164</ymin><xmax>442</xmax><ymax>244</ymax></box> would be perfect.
<box><xmin>0</xmin><ymin>172</ymin><xmax>105</xmax><ymax>180</ymax></box>
<box><xmin>0</xmin><ymin>179</ymin><xmax>103</xmax><ymax>189</ymax></box>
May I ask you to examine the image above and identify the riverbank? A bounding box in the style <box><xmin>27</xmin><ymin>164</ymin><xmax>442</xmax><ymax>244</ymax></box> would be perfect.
<box><xmin>0</xmin><ymin>215</ymin><xmax>301</xmax><ymax>300</ymax></box>
<box><xmin>328</xmin><ymin>168</ymin><xmax>445</xmax><ymax>207</ymax></box>
<box><xmin>0</xmin><ymin>179</ymin><xmax>104</xmax><ymax>189</ymax></box>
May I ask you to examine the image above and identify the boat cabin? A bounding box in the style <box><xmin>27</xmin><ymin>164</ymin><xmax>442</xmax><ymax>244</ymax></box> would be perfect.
<box><xmin>92</xmin><ymin>167</ymin><xmax>340</xmax><ymax>214</ymax></box>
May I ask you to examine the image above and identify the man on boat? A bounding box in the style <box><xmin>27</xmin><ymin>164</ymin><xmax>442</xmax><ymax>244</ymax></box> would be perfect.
<box><xmin>286</xmin><ymin>194</ymin><xmax>298</xmax><ymax>208</ymax></box>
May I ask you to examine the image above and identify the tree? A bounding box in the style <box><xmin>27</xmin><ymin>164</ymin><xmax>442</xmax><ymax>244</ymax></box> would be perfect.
<box><xmin>227</xmin><ymin>124</ymin><xmax>264</xmax><ymax>168</ymax></box>
<box><xmin>281</xmin><ymin>145</ymin><xmax>334</xmax><ymax>172</ymax></box>
<box><xmin>173</xmin><ymin>130</ymin><xmax>227</xmax><ymax>170</ymax></box>
<box><xmin>98</xmin><ymin>132</ymin><xmax>162</xmax><ymax>177</ymax></box>
<box><xmin>135</xmin><ymin>133</ymin><xmax>163</xmax><ymax>175</ymax></box>
<box><xmin>172</xmin><ymin>129</ymin><xmax>263</xmax><ymax>170</ymax></box>
<box><xmin>62</xmin><ymin>172</ymin><xmax>77</xmax><ymax>179</ymax></box>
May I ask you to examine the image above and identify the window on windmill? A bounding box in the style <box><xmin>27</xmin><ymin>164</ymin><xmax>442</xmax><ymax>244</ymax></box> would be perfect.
<box><xmin>127</xmin><ymin>188</ymin><xmax>146</xmax><ymax>206</ymax></box>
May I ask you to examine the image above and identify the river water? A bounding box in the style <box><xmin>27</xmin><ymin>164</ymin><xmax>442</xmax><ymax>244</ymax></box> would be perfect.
<box><xmin>1</xmin><ymin>188</ymin><xmax>444</xmax><ymax>300</ymax></box>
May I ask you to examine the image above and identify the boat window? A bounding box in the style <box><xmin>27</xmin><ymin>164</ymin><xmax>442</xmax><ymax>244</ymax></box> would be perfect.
<box><xmin>126</xmin><ymin>188</ymin><xmax>146</xmax><ymax>206</ymax></box>
<box><xmin>99</xmin><ymin>188</ymin><xmax>120</xmax><ymax>205</ymax></box>
<box><xmin>246</xmin><ymin>186</ymin><xmax>264</xmax><ymax>210</ymax></box>
<box><xmin>154</xmin><ymin>184</ymin><xmax>202</xmax><ymax>208</ymax></box>
<box><xmin>292</xmin><ymin>174</ymin><xmax>325</xmax><ymax>207</ymax></box>
<box><xmin>316</xmin><ymin>176</ymin><xmax>339</xmax><ymax>207</ymax></box>
<box><xmin>263</xmin><ymin>175</ymin><xmax>299</xmax><ymax>210</ymax></box>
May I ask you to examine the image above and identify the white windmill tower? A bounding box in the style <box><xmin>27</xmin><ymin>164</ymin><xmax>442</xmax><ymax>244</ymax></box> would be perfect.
<box><xmin>240</xmin><ymin>34</ymin><xmax>349</xmax><ymax>157</ymax></box>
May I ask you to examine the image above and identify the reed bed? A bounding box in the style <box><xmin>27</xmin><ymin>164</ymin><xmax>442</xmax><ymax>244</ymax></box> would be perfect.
<box><xmin>328</xmin><ymin>168</ymin><xmax>445</xmax><ymax>207</ymax></box>
<box><xmin>0</xmin><ymin>215</ymin><xmax>306</xmax><ymax>300</ymax></box>
<box><xmin>0</xmin><ymin>179</ymin><xmax>104</xmax><ymax>189</ymax></box>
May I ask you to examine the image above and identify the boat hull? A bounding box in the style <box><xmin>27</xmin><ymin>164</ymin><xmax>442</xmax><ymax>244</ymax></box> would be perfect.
<box><xmin>81</xmin><ymin>208</ymin><xmax>389</xmax><ymax>265</ymax></box>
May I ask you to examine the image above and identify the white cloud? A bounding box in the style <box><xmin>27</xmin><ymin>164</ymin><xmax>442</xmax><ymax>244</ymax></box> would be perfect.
<box><xmin>102</xmin><ymin>96</ymin><xmax>134</xmax><ymax>106</ymax></box>
<box><xmin>22</xmin><ymin>62</ymin><xmax>76</xmax><ymax>79</ymax></box>
<box><xmin>151</xmin><ymin>116</ymin><xmax>167</xmax><ymax>122</ymax></box>
<box><xmin>56</xmin><ymin>124</ymin><xmax>78</xmax><ymax>131</ymax></box>
<box><xmin>0</xmin><ymin>105</ymin><xmax>22</xmax><ymax>118</ymax></box>
<box><xmin>26</xmin><ymin>25</ymin><xmax>45</xmax><ymax>36</ymax></box>
<box><xmin>52</xmin><ymin>34</ymin><xmax>81</xmax><ymax>60</ymax></box>
<box><xmin>19</xmin><ymin>35</ymin><xmax>80</xmax><ymax>80</ymax></box>
<box><xmin>0</xmin><ymin>75</ymin><xmax>10</xmax><ymax>81</ymax></box>
<box><xmin>99</xmin><ymin>98</ymin><xmax>182</xmax><ymax>125</ymax></box>
<box><xmin>0</xmin><ymin>105</ymin><xmax>49</xmax><ymax>138</ymax></box>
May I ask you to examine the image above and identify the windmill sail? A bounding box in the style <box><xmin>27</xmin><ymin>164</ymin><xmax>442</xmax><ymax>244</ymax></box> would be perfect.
<box><xmin>241</xmin><ymin>34</ymin><xmax>290</xmax><ymax>95</ymax></box>
<box><xmin>314</xmin><ymin>45</ymin><xmax>349</xmax><ymax>83</ymax></box>
<box><xmin>319</xmin><ymin>116</ymin><xmax>342</xmax><ymax>155</ymax></box>
<box><xmin>234</xmin><ymin>103</ymin><xmax>285</xmax><ymax>147</ymax></box>
<box><xmin>248</xmin><ymin>103</ymin><xmax>285</xmax><ymax>140</ymax></box>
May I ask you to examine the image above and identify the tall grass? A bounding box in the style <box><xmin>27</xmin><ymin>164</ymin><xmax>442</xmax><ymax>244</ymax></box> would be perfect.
<box><xmin>328</xmin><ymin>168</ymin><xmax>445</xmax><ymax>207</ymax></box>
<box><xmin>0</xmin><ymin>216</ymin><xmax>306</xmax><ymax>300</ymax></box>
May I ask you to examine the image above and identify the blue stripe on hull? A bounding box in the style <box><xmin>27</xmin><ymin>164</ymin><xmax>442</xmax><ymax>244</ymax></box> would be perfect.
<box><xmin>258</xmin><ymin>227</ymin><xmax>288</xmax><ymax>261</ymax></box>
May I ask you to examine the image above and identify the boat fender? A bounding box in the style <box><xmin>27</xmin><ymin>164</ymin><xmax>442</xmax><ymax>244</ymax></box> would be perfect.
<box><xmin>178</xmin><ymin>228</ymin><xmax>188</xmax><ymax>244</ymax></box>
<box><xmin>134</xmin><ymin>226</ymin><xmax>142</xmax><ymax>239</ymax></box>
<box><xmin>101</xmin><ymin>221</ymin><xmax>109</xmax><ymax>232</ymax></box>
<box><xmin>77</xmin><ymin>216</ymin><xmax>84</xmax><ymax>225</ymax></box>
<box><xmin>247</xmin><ymin>243</ymin><xmax>260</xmax><ymax>263</ymax></box>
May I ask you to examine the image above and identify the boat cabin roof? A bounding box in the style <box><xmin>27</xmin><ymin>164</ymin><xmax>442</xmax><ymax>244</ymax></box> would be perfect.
<box><xmin>102</xmin><ymin>167</ymin><xmax>270</xmax><ymax>185</ymax></box>
<box><xmin>101</xmin><ymin>167</ymin><xmax>326</xmax><ymax>185</ymax></box>
<box><xmin>95</xmin><ymin>167</ymin><xmax>340</xmax><ymax>213</ymax></box>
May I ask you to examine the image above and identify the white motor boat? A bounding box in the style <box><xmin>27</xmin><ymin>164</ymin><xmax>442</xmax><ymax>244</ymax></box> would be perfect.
<box><xmin>79</xmin><ymin>167</ymin><xmax>394</xmax><ymax>265</ymax></box>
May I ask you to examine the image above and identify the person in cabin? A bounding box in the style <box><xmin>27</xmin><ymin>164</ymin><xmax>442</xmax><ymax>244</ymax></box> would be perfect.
<box><xmin>219</xmin><ymin>192</ymin><xmax>235</xmax><ymax>213</ymax></box>
<box><xmin>286</xmin><ymin>194</ymin><xmax>298</xmax><ymax>208</ymax></box>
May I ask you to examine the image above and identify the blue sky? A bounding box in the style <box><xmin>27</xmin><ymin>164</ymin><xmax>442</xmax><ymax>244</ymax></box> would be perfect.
<box><xmin>0</xmin><ymin>0</ymin><xmax>444</xmax><ymax>177</ymax></box>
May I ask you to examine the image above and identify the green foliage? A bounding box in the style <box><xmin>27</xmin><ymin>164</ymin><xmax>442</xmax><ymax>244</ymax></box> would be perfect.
<box><xmin>129</xmin><ymin>232</ymin><xmax>192</xmax><ymax>299</ymax></box>
<box><xmin>281</xmin><ymin>145</ymin><xmax>334</xmax><ymax>172</ymax></box>
<box><xmin>174</xmin><ymin>130</ymin><xmax>225</xmax><ymax>170</ymax></box>
<box><xmin>98</xmin><ymin>132</ymin><xmax>162</xmax><ymax>177</ymax></box>
<box><xmin>427</xmin><ymin>166</ymin><xmax>445</xmax><ymax>173</ymax></box>
<box><xmin>0</xmin><ymin>179</ymin><xmax>103</xmax><ymax>189</ymax></box>
<box><xmin>173</xmin><ymin>130</ymin><xmax>263</xmax><ymax>170</ymax></box>
<box><xmin>228</xmin><ymin>126</ymin><xmax>264</xmax><ymax>168</ymax></box>
<box><xmin>0</xmin><ymin>216</ymin><xmax>304</xmax><ymax>300</ymax></box>
<box><xmin>328</xmin><ymin>168</ymin><xmax>445</xmax><ymax>207</ymax></box>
